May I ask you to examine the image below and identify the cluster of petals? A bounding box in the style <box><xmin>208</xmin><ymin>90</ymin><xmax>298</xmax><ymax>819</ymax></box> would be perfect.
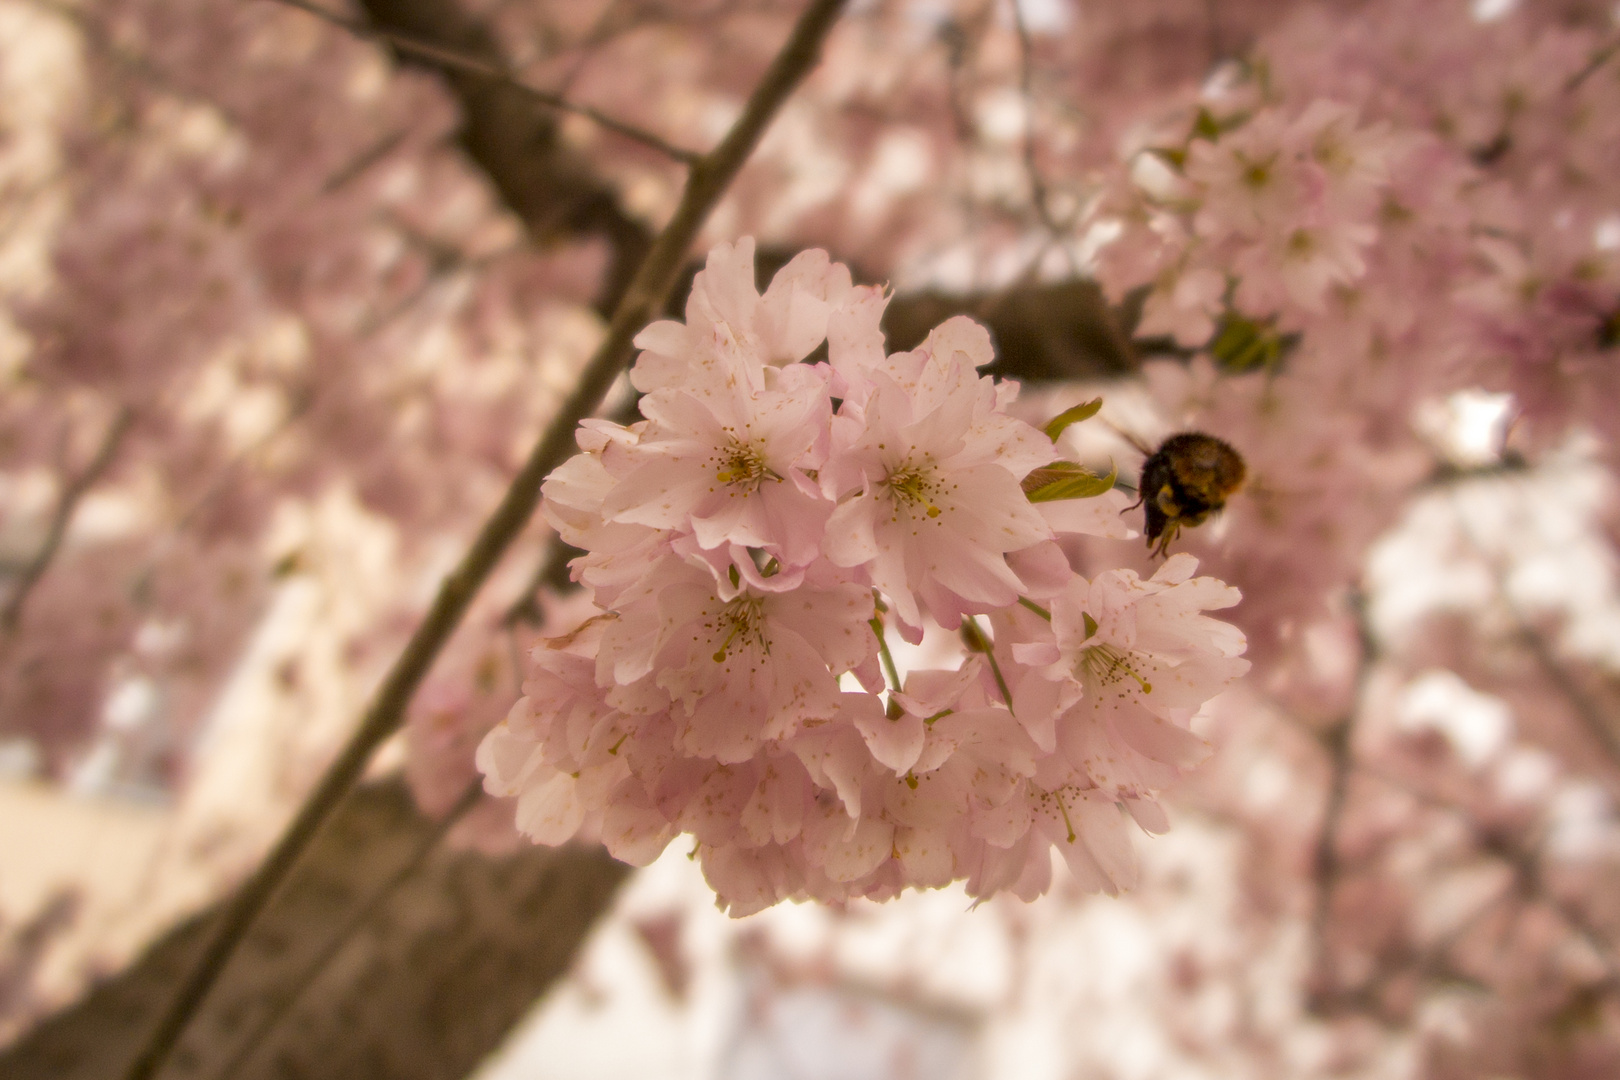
<box><xmin>479</xmin><ymin>239</ymin><xmax>1250</xmax><ymax>914</ymax></box>
<box><xmin>1098</xmin><ymin>98</ymin><xmax>1400</xmax><ymax>341</ymax></box>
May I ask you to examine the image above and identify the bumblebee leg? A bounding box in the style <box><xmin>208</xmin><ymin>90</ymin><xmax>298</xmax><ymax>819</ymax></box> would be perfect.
<box><xmin>1151</xmin><ymin>521</ymin><xmax>1180</xmax><ymax>558</ymax></box>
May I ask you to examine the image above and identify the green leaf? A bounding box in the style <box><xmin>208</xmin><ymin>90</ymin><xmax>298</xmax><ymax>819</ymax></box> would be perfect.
<box><xmin>1191</xmin><ymin>107</ymin><xmax>1222</xmax><ymax>142</ymax></box>
<box><xmin>1210</xmin><ymin>312</ymin><xmax>1298</xmax><ymax>374</ymax></box>
<box><xmin>1022</xmin><ymin>460</ymin><xmax>1118</xmax><ymax>502</ymax></box>
<box><xmin>1042</xmin><ymin>398</ymin><xmax>1103</xmax><ymax>442</ymax></box>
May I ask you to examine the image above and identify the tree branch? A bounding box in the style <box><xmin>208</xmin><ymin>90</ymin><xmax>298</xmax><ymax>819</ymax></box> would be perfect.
<box><xmin>271</xmin><ymin>0</ymin><xmax>704</xmax><ymax>165</ymax></box>
<box><xmin>1448</xmin><ymin>489</ymin><xmax>1620</xmax><ymax>772</ymax></box>
<box><xmin>1</xmin><ymin>779</ymin><xmax>630</xmax><ymax>1080</ymax></box>
<box><xmin>354</xmin><ymin>0</ymin><xmax>654</xmax><ymax>316</ymax></box>
<box><xmin>1514</xmin><ymin>616</ymin><xmax>1620</xmax><ymax>770</ymax></box>
<box><xmin>1</xmin><ymin>407</ymin><xmax>132</xmax><ymax>634</ymax></box>
<box><xmin>120</xmin><ymin>4</ymin><xmax>850</xmax><ymax>1078</ymax></box>
<box><xmin>1305</xmin><ymin>590</ymin><xmax>1377</xmax><ymax>1014</ymax></box>
<box><xmin>1009</xmin><ymin>0</ymin><xmax>1059</xmax><ymax>235</ymax></box>
<box><xmin>208</xmin><ymin>782</ymin><xmax>484</xmax><ymax>1080</ymax></box>
<box><xmin>1566</xmin><ymin>32</ymin><xmax>1620</xmax><ymax>93</ymax></box>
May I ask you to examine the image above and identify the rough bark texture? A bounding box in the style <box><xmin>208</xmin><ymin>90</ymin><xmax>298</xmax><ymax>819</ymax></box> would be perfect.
<box><xmin>0</xmin><ymin>780</ymin><xmax>629</xmax><ymax>1080</ymax></box>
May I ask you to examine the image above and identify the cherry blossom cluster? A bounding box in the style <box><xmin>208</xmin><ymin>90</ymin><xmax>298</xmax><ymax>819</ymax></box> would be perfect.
<box><xmin>1097</xmin><ymin>96</ymin><xmax>1400</xmax><ymax>345</ymax></box>
<box><xmin>477</xmin><ymin>239</ymin><xmax>1249</xmax><ymax>914</ymax></box>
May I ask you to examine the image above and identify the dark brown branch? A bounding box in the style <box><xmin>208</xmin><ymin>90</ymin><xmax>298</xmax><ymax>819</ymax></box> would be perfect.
<box><xmin>1</xmin><ymin>407</ymin><xmax>131</xmax><ymax>634</ymax></box>
<box><xmin>319</xmin><ymin>127</ymin><xmax>411</xmax><ymax>194</ymax></box>
<box><xmin>354</xmin><ymin>0</ymin><xmax>654</xmax><ymax>316</ymax></box>
<box><xmin>209</xmin><ymin>782</ymin><xmax>484</xmax><ymax>1080</ymax></box>
<box><xmin>120</xmin><ymin>4</ymin><xmax>849</xmax><ymax>1077</ymax></box>
<box><xmin>882</xmin><ymin>279</ymin><xmax>1139</xmax><ymax>381</ymax></box>
<box><xmin>1</xmin><ymin>779</ymin><xmax>630</xmax><ymax>1080</ymax></box>
<box><xmin>272</xmin><ymin>0</ymin><xmax>703</xmax><ymax>164</ymax></box>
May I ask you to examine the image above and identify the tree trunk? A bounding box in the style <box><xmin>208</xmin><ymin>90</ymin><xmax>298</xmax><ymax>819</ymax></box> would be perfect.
<box><xmin>0</xmin><ymin>780</ymin><xmax>628</xmax><ymax>1080</ymax></box>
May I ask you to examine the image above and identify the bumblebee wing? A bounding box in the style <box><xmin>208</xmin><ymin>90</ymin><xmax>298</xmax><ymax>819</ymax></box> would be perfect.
<box><xmin>1101</xmin><ymin>418</ymin><xmax>1155</xmax><ymax>458</ymax></box>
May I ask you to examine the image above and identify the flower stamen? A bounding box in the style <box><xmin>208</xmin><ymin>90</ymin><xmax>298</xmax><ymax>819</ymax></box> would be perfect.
<box><xmin>712</xmin><ymin>597</ymin><xmax>767</xmax><ymax>662</ymax></box>
<box><xmin>715</xmin><ymin>441</ymin><xmax>777</xmax><ymax>488</ymax></box>
<box><xmin>885</xmin><ymin>463</ymin><xmax>943</xmax><ymax>518</ymax></box>
<box><xmin>1081</xmin><ymin>642</ymin><xmax>1153</xmax><ymax>694</ymax></box>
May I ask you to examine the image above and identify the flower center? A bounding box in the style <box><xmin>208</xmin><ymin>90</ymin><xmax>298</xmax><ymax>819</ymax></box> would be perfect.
<box><xmin>714</xmin><ymin>441</ymin><xmax>774</xmax><ymax>488</ymax></box>
<box><xmin>711</xmin><ymin>596</ymin><xmax>767</xmax><ymax>662</ymax></box>
<box><xmin>1080</xmin><ymin>642</ymin><xmax>1153</xmax><ymax>695</ymax></box>
<box><xmin>1238</xmin><ymin>151</ymin><xmax>1275</xmax><ymax>190</ymax></box>
<box><xmin>884</xmin><ymin>462</ymin><xmax>943</xmax><ymax>518</ymax></box>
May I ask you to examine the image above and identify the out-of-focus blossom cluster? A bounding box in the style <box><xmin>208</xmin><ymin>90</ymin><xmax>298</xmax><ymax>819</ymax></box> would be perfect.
<box><xmin>477</xmin><ymin>239</ymin><xmax>1248</xmax><ymax>914</ymax></box>
<box><xmin>1075</xmin><ymin>2</ymin><xmax>1614</xmax><ymax>694</ymax></box>
<box><xmin>1099</xmin><ymin>98</ymin><xmax>1398</xmax><ymax>341</ymax></box>
<box><xmin>1058</xmin><ymin>3</ymin><xmax>1620</xmax><ymax>1071</ymax></box>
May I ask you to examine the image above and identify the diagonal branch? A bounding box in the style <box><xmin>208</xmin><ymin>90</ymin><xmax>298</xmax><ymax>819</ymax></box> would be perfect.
<box><xmin>1</xmin><ymin>406</ymin><xmax>132</xmax><ymax>634</ymax></box>
<box><xmin>271</xmin><ymin>0</ymin><xmax>704</xmax><ymax>164</ymax></box>
<box><xmin>354</xmin><ymin>0</ymin><xmax>659</xmax><ymax>317</ymax></box>
<box><xmin>1566</xmin><ymin>32</ymin><xmax>1620</xmax><ymax>93</ymax></box>
<box><xmin>1513</xmin><ymin>615</ymin><xmax>1620</xmax><ymax>770</ymax></box>
<box><xmin>208</xmin><ymin>781</ymin><xmax>485</xmax><ymax>1080</ymax></box>
<box><xmin>1448</xmin><ymin>488</ymin><xmax>1620</xmax><ymax>771</ymax></box>
<box><xmin>120</xmin><ymin>3</ymin><xmax>850</xmax><ymax>1078</ymax></box>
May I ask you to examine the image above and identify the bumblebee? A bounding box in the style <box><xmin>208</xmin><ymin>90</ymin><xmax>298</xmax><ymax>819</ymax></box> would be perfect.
<box><xmin>1129</xmin><ymin>432</ymin><xmax>1246</xmax><ymax>557</ymax></box>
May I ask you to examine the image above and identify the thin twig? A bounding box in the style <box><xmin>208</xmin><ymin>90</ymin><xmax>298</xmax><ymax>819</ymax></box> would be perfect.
<box><xmin>1305</xmin><ymin>588</ymin><xmax>1376</xmax><ymax>1011</ymax></box>
<box><xmin>210</xmin><ymin>781</ymin><xmax>485</xmax><ymax>1080</ymax></box>
<box><xmin>121</xmin><ymin>4</ymin><xmax>849</xmax><ymax>1077</ymax></box>
<box><xmin>1</xmin><ymin>407</ymin><xmax>132</xmax><ymax>634</ymax></box>
<box><xmin>1008</xmin><ymin>0</ymin><xmax>1058</xmax><ymax>234</ymax></box>
<box><xmin>271</xmin><ymin>0</ymin><xmax>704</xmax><ymax>164</ymax></box>
<box><xmin>1360</xmin><ymin>762</ymin><xmax>1620</xmax><ymax>990</ymax></box>
<box><xmin>320</xmin><ymin>127</ymin><xmax>410</xmax><ymax>194</ymax></box>
<box><xmin>1514</xmin><ymin>617</ymin><xmax>1620</xmax><ymax>770</ymax></box>
<box><xmin>1566</xmin><ymin>33</ymin><xmax>1620</xmax><ymax>93</ymax></box>
<box><xmin>1447</xmin><ymin>489</ymin><xmax>1620</xmax><ymax>770</ymax></box>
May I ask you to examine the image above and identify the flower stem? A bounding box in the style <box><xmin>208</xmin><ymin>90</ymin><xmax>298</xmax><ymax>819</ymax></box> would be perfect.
<box><xmin>869</xmin><ymin>616</ymin><xmax>903</xmax><ymax>693</ymax></box>
<box><xmin>1055</xmin><ymin>789</ymin><xmax>1078</xmax><ymax>843</ymax></box>
<box><xmin>1017</xmin><ymin>597</ymin><xmax>1052</xmax><ymax>621</ymax></box>
<box><xmin>963</xmin><ymin>615</ymin><xmax>1015</xmax><ymax>712</ymax></box>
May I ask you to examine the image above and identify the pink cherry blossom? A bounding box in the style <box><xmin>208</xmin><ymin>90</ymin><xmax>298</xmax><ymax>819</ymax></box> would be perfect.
<box><xmin>821</xmin><ymin>317</ymin><xmax>1056</xmax><ymax>629</ymax></box>
<box><xmin>483</xmin><ymin>239</ymin><xmax>1246</xmax><ymax>914</ymax></box>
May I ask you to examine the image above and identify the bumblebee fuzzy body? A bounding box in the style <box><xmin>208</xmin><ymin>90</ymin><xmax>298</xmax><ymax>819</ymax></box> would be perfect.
<box><xmin>1134</xmin><ymin>432</ymin><xmax>1246</xmax><ymax>556</ymax></box>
